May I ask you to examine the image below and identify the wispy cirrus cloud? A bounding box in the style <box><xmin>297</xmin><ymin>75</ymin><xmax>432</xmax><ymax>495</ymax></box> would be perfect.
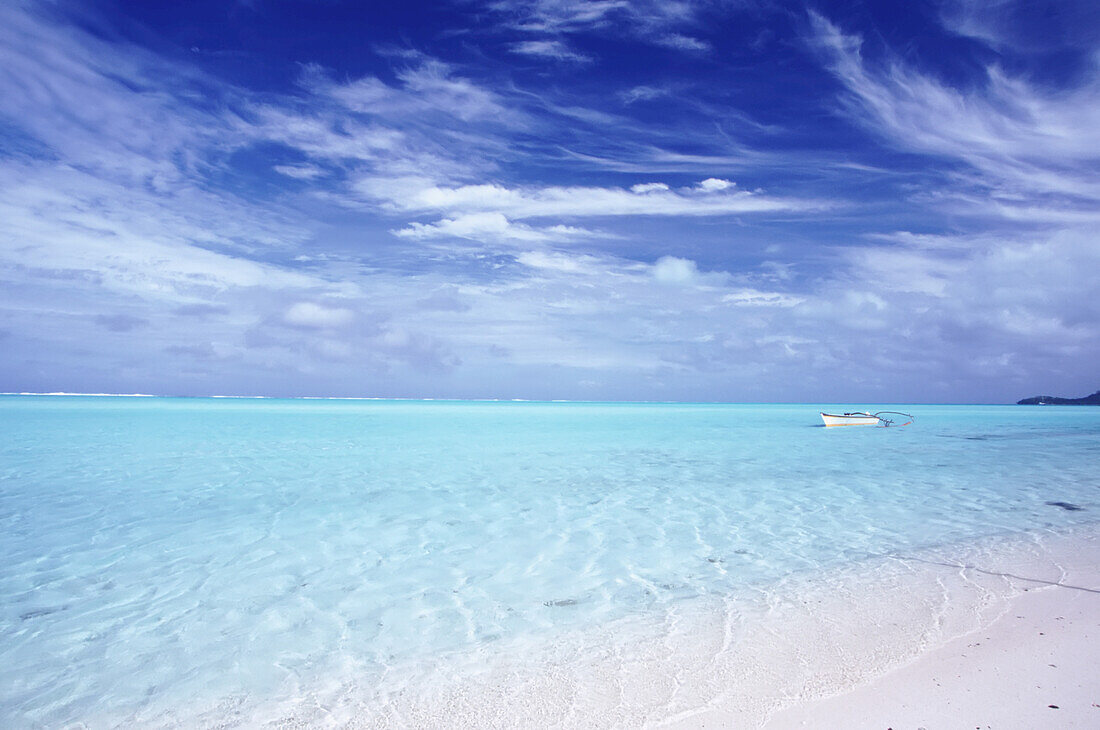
<box><xmin>509</xmin><ymin>40</ymin><xmax>592</xmax><ymax>63</ymax></box>
<box><xmin>654</xmin><ymin>32</ymin><xmax>710</xmax><ymax>52</ymax></box>
<box><xmin>485</xmin><ymin>0</ymin><xmax>711</xmax><ymax>56</ymax></box>
<box><xmin>0</xmin><ymin>3</ymin><xmax>233</xmax><ymax>188</ymax></box>
<box><xmin>272</xmin><ymin>163</ymin><xmax>327</xmax><ymax>180</ymax></box>
<box><xmin>488</xmin><ymin>0</ymin><xmax>628</xmax><ymax>33</ymax></box>
<box><xmin>240</xmin><ymin>62</ymin><xmax>516</xmax><ymax>185</ymax></box>
<box><xmin>320</xmin><ymin>59</ymin><xmax>522</xmax><ymax>124</ymax></box>
<box><xmin>359</xmin><ymin>177</ymin><xmax>826</xmax><ymax>220</ymax></box>
<box><xmin>618</xmin><ymin>85</ymin><xmax>670</xmax><ymax>104</ymax></box>
<box><xmin>807</xmin><ymin>10</ymin><xmax>1100</xmax><ymax>216</ymax></box>
<box><xmin>392</xmin><ymin>212</ymin><xmax>603</xmax><ymax>243</ymax></box>
<box><xmin>939</xmin><ymin>0</ymin><xmax>1099</xmax><ymax>54</ymax></box>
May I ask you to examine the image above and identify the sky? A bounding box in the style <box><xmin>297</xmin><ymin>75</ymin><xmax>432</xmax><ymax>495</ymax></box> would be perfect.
<box><xmin>0</xmin><ymin>0</ymin><xmax>1097</xmax><ymax>402</ymax></box>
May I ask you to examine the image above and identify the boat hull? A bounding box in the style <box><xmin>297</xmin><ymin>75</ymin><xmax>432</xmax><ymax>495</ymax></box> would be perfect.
<box><xmin>821</xmin><ymin>412</ymin><xmax>880</xmax><ymax>427</ymax></box>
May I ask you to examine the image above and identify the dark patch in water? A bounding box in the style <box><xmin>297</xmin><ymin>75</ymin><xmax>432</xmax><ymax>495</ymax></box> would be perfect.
<box><xmin>939</xmin><ymin>434</ymin><xmax>1009</xmax><ymax>441</ymax></box>
<box><xmin>707</xmin><ymin>556</ymin><xmax>723</xmax><ymax>563</ymax></box>
<box><xmin>20</xmin><ymin>606</ymin><xmax>65</xmax><ymax>621</ymax></box>
<box><xmin>1046</xmin><ymin>501</ymin><xmax>1084</xmax><ymax>512</ymax></box>
<box><xmin>544</xmin><ymin>598</ymin><xmax>578</xmax><ymax>607</ymax></box>
<box><xmin>733</xmin><ymin>548</ymin><xmax>750</xmax><ymax>555</ymax></box>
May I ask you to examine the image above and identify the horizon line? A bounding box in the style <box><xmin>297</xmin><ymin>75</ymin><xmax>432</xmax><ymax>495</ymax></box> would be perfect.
<box><xmin>0</xmin><ymin>391</ymin><xmax>1034</xmax><ymax>406</ymax></box>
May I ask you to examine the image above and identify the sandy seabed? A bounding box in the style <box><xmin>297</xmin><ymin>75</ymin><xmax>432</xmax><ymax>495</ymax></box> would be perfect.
<box><xmin>185</xmin><ymin>523</ymin><xmax>1100</xmax><ymax>729</ymax></box>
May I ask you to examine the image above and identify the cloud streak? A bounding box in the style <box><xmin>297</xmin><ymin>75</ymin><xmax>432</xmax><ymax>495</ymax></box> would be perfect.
<box><xmin>392</xmin><ymin>212</ymin><xmax>603</xmax><ymax>243</ymax></box>
<box><xmin>808</xmin><ymin>10</ymin><xmax>1100</xmax><ymax>215</ymax></box>
<box><xmin>486</xmin><ymin>0</ymin><xmax>712</xmax><ymax>56</ymax></box>
<box><xmin>510</xmin><ymin>40</ymin><xmax>592</xmax><ymax>63</ymax></box>
<box><xmin>363</xmin><ymin>178</ymin><xmax>826</xmax><ymax>220</ymax></box>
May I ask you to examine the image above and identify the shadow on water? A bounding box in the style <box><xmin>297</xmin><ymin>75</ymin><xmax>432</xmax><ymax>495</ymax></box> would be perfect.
<box><xmin>940</xmin><ymin>428</ymin><xmax>1096</xmax><ymax>442</ymax></box>
<box><xmin>939</xmin><ymin>434</ymin><xmax>1006</xmax><ymax>441</ymax></box>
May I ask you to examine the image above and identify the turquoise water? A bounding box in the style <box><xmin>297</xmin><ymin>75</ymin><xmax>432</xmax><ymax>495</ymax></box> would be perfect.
<box><xmin>1</xmin><ymin>396</ymin><xmax>1098</xmax><ymax>725</ymax></box>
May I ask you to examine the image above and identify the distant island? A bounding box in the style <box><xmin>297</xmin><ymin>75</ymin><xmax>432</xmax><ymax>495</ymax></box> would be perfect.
<box><xmin>1017</xmin><ymin>390</ymin><xmax>1100</xmax><ymax>405</ymax></box>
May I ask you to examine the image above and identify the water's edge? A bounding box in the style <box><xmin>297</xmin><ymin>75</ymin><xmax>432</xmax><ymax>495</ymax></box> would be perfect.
<box><xmin>159</xmin><ymin>523</ymin><xmax>1100</xmax><ymax>728</ymax></box>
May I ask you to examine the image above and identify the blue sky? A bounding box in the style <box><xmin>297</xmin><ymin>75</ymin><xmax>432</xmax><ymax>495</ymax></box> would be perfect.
<box><xmin>1</xmin><ymin>0</ymin><xmax>1097</xmax><ymax>401</ymax></box>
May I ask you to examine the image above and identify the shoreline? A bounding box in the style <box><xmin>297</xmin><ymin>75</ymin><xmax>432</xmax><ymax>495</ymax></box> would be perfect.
<box><xmin>238</xmin><ymin>524</ymin><xmax>1100</xmax><ymax>728</ymax></box>
<box><xmin>16</xmin><ymin>520</ymin><xmax>1100</xmax><ymax>727</ymax></box>
<box><xmin>763</xmin><ymin>575</ymin><xmax>1100</xmax><ymax>729</ymax></box>
<box><xmin>684</xmin><ymin>523</ymin><xmax>1100</xmax><ymax>728</ymax></box>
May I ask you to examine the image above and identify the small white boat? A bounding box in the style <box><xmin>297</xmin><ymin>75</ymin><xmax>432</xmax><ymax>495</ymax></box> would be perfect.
<box><xmin>821</xmin><ymin>411</ymin><xmax>914</xmax><ymax>427</ymax></box>
<box><xmin>821</xmin><ymin>411</ymin><xmax>880</xmax><ymax>426</ymax></box>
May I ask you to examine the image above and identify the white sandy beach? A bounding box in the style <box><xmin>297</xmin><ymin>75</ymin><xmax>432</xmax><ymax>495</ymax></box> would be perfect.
<box><xmin>284</xmin><ymin>526</ymin><xmax>1100</xmax><ymax>729</ymax></box>
<box><xmin>670</xmin><ymin>526</ymin><xmax>1100</xmax><ymax>730</ymax></box>
<box><xmin>765</xmin><ymin>579</ymin><xmax>1100</xmax><ymax>729</ymax></box>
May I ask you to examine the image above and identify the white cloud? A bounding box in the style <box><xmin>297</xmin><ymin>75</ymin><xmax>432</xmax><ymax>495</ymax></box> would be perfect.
<box><xmin>697</xmin><ymin>178</ymin><xmax>735</xmax><ymax>192</ymax></box>
<box><xmin>510</xmin><ymin>40</ymin><xmax>591</xmax><ymax>63</ymax></box>
<box><xmin>938</xmin><ymin>0</ymin><xmax>1098</xmax><ymax>54</ymax></box>
<box><xmin>845</xmin><ymin>245</ymin><xmax>963</xmax><ymax>297</ymax></box>
<box><xmin>490</xmin><ymin>0</ymin><xmax>715</xmax><ymax>56</ymax></box>
<box><xmin>0</xmin><ymin>164</ymin><xmax>318</xmax><ymax>299</ymax></box>
<box><xmin>283</xmin><ymin>302</ymin><xmax>355</xmax><ymax>329</ymax></box>
<box><xmin>362</xmin><ymin>178</ymin><xmax>823</xmax><ymax>219</ymax></box>
<box><xmin>722</xmin><ymin>289</ymin><xmax>805</xmax><ymax>307</ymax></box>
<box><xmin>630</xmin><ymin>182</ymin><xmax>670</xmax><ymax>193</ymax></box>
<box><xmin>227</xmin><ymin>58</ymin><xmax>525</xmax><ymax>199</ymax></box>
<box><xmin>808</xmin><ymin>11</ymin><xmax>1100</xmax><ymax>213</ymax></box>
<box><xmin>273</xmin><ymin>164</ymin><xmax>326</xmax><ymax>180</ymax></box>
<box><xmin>394</xmin><ymin>61</ymin><xmax>516</xmax><ymax>122</ymax></box>
<box><xmin>493</xmin><ymin>0</ymin><xmax>629</xmax><ymax>33</ymax></box>
<box><xmin>0</xmin><ymin>3</ymin><xmax>229</xmax><ymax>190</ymax></box>
<box><xmin>619</xmin><ymin>85</ymin><xmax>669</xmax><ymax>104</ymax></box>
<box><xmin>391</xmin><ymin>212</ymin><xmax>600</xmax><ymax>243</ymax></box>
<box><xmin>516</xmin><ymin>250</ymin><xmax>601</xmax><ymax>274</ymax></box>
<box><xmin>651</xmin><ymin>256</ymin><xmax>699</xmax><ymax>285</ymax></box>
<box><xmin>655</xmin><ymin>33</ymin><xmax>709</xmax><ymax>52</ymax></box>
<box><xmin>315</xmin><ymin>59</ymin><xmax>520</xmax><ymax>125</ymax></box>
<box><xmin>245</xmin><ymin>105</ymin><xmax>406</xmax><ymax>165</ymax></box>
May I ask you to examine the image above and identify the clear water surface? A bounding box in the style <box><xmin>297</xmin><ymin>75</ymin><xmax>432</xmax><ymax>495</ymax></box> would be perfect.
<box><xmin>1</xmin><ymin>397</ymin><xmax>1098</xmax><ymax>724</ymax></box>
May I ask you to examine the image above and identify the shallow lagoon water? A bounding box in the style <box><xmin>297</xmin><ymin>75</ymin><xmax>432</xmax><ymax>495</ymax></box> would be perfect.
<box><xmin>1</xmin><ymin>397</ymin><xmax>1098</xmax><ymax>725</ymax></box>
